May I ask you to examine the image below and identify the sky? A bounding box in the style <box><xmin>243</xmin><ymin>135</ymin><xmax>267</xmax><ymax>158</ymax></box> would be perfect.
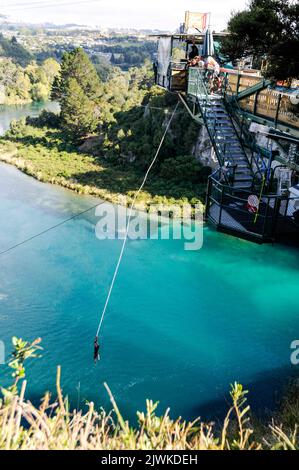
<box><xmin>0</xmin><ymin>0</ymin><xmax>248</xmax><ymax>30</ymax></box>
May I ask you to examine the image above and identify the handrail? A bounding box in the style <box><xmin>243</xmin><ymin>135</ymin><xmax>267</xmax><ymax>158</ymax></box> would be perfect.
<box><xmin>236</xmin><ymin>78</ymin><xmax>272</xmax><ymax>101</ymax></box>
<box><xmin>209</xmin><ymin>172</ymin><xmax>292</xmax><ymax>204</ymax></box>
<box><xmin>190</xmin><ymin>68</ymin><xmax>272</xmax><ymax>193</ymax></box>
<box><xmin>223</xmin><ymin>81</ymin><xmax>261</xmax><ymax>160</ymax></box>
<box><xmin>222</xmin><ymin>80</ymin><xmax>266</xmax><ymax>187</ymax></box>
<box><xmin>206</xmin><ymin>169</ymin><xmax>299</xmax><ymax>240</ymax></box>
<box><xmin>193</xmin><ymin>70</ymin><xmax>236</xmax><ymax>171</ymax></box>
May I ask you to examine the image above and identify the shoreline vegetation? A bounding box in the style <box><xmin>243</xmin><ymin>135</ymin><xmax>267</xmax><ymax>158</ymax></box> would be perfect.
<box><xmin>1</xmin><ymin>368</ymin><xmax>298</xmax><ymax>450</ymax></box>
<box><xmin>0</xmin><ymin>127</ymin><xmax>206</xmax><ymax>215</ymax></box>
<box><xmin>1</xmin><ymin>337</ymin><xmax>298</xmax><ymax>450</ymax></box>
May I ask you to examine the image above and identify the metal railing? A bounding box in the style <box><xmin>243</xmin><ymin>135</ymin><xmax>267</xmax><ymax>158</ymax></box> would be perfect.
<box><xmin>222</xmin><ymin>79</ymin><xmax>265</xmax><ymax>180</ymax></box>
<box><xmin>206</xmin><ymin>169</ymin><xmax>299</xmax><ymax>241</ymax></box>
<box><xmin>189</xmin><ymin>69</ymin><xmax>240</xmax><ymax>171</ymax></box>
<box><xmin>188</xmin><ymin>69</ymin><xmax>273</xmax><ymax>184</ymax></box>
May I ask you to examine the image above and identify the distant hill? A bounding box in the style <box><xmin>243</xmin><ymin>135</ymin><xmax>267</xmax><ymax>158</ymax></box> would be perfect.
<box><xmin>0</xmin><ymin>33</ymin><xmax>32</xmax><ymax>66</ymax></box>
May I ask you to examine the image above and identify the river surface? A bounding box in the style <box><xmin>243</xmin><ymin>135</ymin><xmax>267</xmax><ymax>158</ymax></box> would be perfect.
<box><xmin>0</xmin><ymin>104</ymin><xmax>299</xmax><ymax>422</ymax></box>
<box><xmin>0</xmin><ymin>101</ymin><xmax>59</xmax><ymax>135</ymax></box>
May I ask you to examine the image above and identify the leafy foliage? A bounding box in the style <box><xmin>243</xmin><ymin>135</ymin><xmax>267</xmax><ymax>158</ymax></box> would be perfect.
<box><xmin>102</xmin><ymin>85</ymin><xmax>200</xmax><ymax>173</ymax></box>
<box><xmin>221</xmin><ymin>0</ymin><xmax>299</xmax><ymax>80</ymax></box>
<box><xmin>52</xmin><ymin>48</ymin><xmax>101</xmax><ymax>102</ymax></box>
<box><xmin>60</xmin><ymin>77</ymin><xmax>99</xmax><ymax>141</ymax></box>
<box><xmin>0</xmin><ymin>57</ymin><xmax>60</xmax><ymax>105</ymax></box>
<box><xmin>0</xmin><ymin>122</ymin><xmax>206</xmax><ymax>208</ymax></box>
<box><xmin>1</xmin><ymin>337</ymin><xmax>42</xmax><ymax>400</ymax></box>
<box><xmin>52</xmin><ymin>48</ymin><xmax>102</xmax><ymax>141</ymax></box>
<box><xmin>160</xmin><ymin>156</ymin><xmax>211</xmax><ymax>183</ymax></box>
<box><xmin>26</xmin><ymin>110</ymin><xmax>61</xmax><ymax>129</ymax></box>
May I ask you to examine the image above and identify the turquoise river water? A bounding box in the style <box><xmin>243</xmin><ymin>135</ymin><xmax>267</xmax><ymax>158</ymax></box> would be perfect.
<box><xmin>0</xmin><ymin>104</ymin><xmax>299</xmax><ymax>422</ymax></box>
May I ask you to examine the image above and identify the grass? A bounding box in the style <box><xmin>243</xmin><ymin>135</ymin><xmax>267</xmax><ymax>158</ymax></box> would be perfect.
<box><xmin>0</xmin><ymin>124</ymin><xmax>206</xmax><ymax>214</ymax></box>
<box><xmin>0</xmin><ymin>368</ymin><xmax>298</xmax><ymax>450</ymax></box>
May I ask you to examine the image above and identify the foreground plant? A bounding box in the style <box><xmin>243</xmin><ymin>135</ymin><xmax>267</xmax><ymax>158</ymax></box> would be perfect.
<box><xmin>0</xmin><ymin>338</ymin><xmax>297</xmax><ymax>450</ymax></box>
<box><xmin>1</xmin><ymin>337</ymin><xmax>42</xmax><ymax>400</ymax></box>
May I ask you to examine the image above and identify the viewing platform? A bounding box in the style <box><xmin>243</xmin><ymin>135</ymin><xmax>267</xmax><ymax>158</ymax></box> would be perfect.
<box><xmin>153</xmin><ymin>30</ymin><xmax>299</xmax><ymax>243</ymax></box>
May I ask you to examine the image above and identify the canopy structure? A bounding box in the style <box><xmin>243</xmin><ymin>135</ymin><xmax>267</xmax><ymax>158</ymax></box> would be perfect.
<box><xmin>202</xmin><ymin>28</ymin><xmax>215</xmax><ymax>57</ymax></box>
<box><xmin>150</xmin><ymin>32</ymin><xmax>229</xmax><ymax>44</ymax></box>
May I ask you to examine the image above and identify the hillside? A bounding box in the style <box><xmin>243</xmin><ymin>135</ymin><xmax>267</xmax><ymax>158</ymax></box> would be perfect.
<box><xmin>0</xmin><ymin>33</ymin><xmax>32</xmax><ymax>67</ymax></box>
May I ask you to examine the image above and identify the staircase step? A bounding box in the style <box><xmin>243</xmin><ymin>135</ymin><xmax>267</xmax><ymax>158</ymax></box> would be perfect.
<box><xmin>206</xmin><ymin>109</ymin><xmax>227</xmax><ymax>113</ymax></box>
<box><xmin>206</xmin><ymin>112</ymin><xmax>227</xmax><ymax>116</ymax></box>
<box><xmin>232</xmin><ymin>161</ymin><xmax>250</xmax><ymax>166</ymax></box>
<box><xmin>215</xmin><ymin>135</ymin><xmax>239</xmax><ymax>139</ymax></box>
<box><xmin>214</xmin><ymin>130</ymin><xmax>237</xmax><ymax>134</ymax></box>
<box><xmin>198</xmin><ymin>95</ymin><xmax>256</xmax><ymax>183</ymax></box>
<box><xmin>207</xmin><ymin>106</ymin><xmax>226</xmax><ymax>110</ymax></box>
<box><xmin>230</xmin><ymin>157</ymin><xmax>248</xmax><ymax>162</ymax></box>
<box><xmin>234</xmin><ymin>176</ymin><xmax>253</xmax><ymax>182</ymax></box>
<box><xmin>235</xmin><ymin>172</ymin><xmax>251</xmax><ymax>177</ymax></box>
<box><xmin>206</xmin><ymin>116</ymin><xmax>230</xmax><ymax>120</ymax></box>
<box><xmin>230</xmin><ymin>158</ymin><xmax>248</xmax><ymax>162</ymax></box>
<box><xmin>213</xmin><ymin>123</ymin><xmax>234</xmax><ymax>127</ymax></box>
<box><xmin>233</xmin><ymin>182</ymin><xmax>252</xmax><ymax>189</ymax></box>
<box><xmin>234</xmin><ymin>177</ymin><xmax>253</xmax><ymax>183</ymax></box>
<box><xmin>214</xmin><ymin>134</ymin><xmax>238</xmax><ymax>138</ymax></box>
<box><xmin>233</xmin><ymin>160</ymin><xmax>251</xmax><ymax>165</ymax></box>
<box><xmin>205</xmin><ymin>103</ymin><xmax>225</xmax><ymax>107</ymax></box>
<box><xmin>225</xmin><ymin>145</ymin><xmax>244</xmax><ymax>149</ymax></box>
<box><xmin>235</xmin><ymin>169</ymin><xmax>252</xmax><ymax>175</ymax></box>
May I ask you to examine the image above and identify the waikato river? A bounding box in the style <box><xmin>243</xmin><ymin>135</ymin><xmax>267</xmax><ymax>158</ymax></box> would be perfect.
<box><xmin>0</xmin><ymin>103</ymin><xmax>298</xmax><ymax>421</ymax></box>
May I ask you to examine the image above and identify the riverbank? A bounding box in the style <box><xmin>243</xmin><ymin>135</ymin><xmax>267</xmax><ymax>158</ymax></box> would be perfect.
<box><xmin>0</xmin><ymin>101</ymin><xmax>60</xmax><ymax>136</ymax></box>
<box><xmin>0</xmin><ymin>124</ymin><xmax>206</xmax><ymax>214</ymax></box>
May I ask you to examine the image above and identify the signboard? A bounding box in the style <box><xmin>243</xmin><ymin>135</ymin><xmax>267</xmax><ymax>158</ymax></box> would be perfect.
<box><xmin>184</xmin><ymin>11</ymin><xmax>209</xmax><ymax>33</ymax></box>
<box><xmin>247</xmin><ymin>195</ymin><xmax>259</xmax><ymax>213</ymax></box>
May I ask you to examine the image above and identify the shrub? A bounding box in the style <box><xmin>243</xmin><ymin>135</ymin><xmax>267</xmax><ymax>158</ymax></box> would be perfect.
<box><xmin>160</xmin><ymin>155</ymin><xmax>211</xmax><ymax>184</ymax></box>
<box><xmin>26</xmin><ymin>110</ymin><xmax>60</xmax><ymax>129</ymax></box>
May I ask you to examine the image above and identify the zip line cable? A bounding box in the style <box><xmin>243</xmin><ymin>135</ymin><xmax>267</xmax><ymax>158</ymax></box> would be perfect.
<box><xmin>95</xmin><ymin>100</ymin><xmax>180</xmax><ymax>339</ymax></box>
<box><xmin>0</xmin><ymin>202</ymin><xmax>103</xmax><ymax>257</ymax></box>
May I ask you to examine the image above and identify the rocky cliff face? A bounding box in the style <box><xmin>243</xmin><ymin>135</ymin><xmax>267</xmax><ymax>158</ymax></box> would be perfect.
<box><xmin>192</xmin><ymin>125</ymin><xmax>218</xmax><ymax>168</ymax></box>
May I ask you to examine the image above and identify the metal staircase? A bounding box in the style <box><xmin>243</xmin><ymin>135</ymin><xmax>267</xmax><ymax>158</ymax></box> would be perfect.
<box><xmin>185</xmin><ymin>69</ymin><xmax>299</xmax><ymax>244</ymax></box>
<box><xmin>194</xmin><ymin>71</ymin><xmax>254</xmax><ymax>189</ymax></box>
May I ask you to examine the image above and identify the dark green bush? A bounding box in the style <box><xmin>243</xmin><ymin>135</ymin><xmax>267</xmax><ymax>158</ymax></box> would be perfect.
<box><xmin>26</xmin><ymin>110</ymin><xmax>60</xmax><ymax>129</ymax></box>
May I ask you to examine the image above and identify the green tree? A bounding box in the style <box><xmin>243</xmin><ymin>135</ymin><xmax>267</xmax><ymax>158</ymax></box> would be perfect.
<box><xmin>221</xmin><ymin>0</ymin><xmax>299</xmax><ymax>80</ymax></box>
<box><xmin>41</xmin><ymin>58</ymin><xmax>60</xmax><ymax>85</ymax></box>
<box><xmin>52</xmin><ymin>48</ymin><xmax>101</xmax><ymax>102</ymax></box>
<box><xmin>60</xmin><ymin>77</ymin><xmax>98</xmax><ymax>141</ymax></box>
<box><xmin>30</xmin><ymin>82</ymin><xmax>49</xmax><ymax>101</ymax></box>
